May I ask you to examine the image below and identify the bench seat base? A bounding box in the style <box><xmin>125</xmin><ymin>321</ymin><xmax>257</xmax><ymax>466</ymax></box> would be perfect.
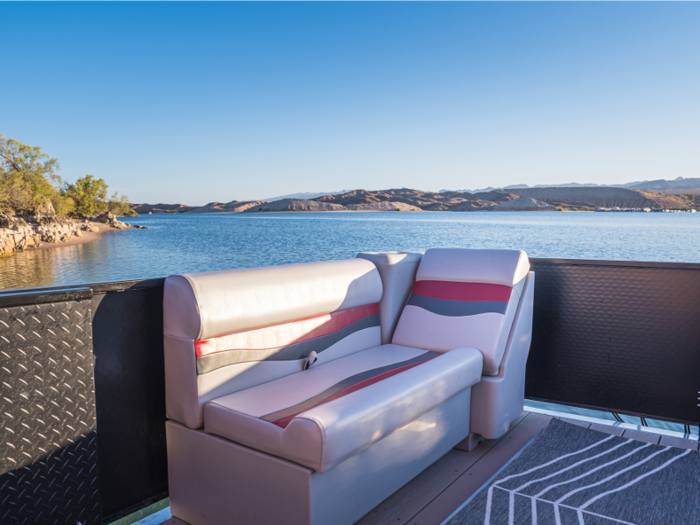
<box><xmin>166</xmin><ymin>388</ymin><xmax>472</xmax><ymax>525</ymax></box>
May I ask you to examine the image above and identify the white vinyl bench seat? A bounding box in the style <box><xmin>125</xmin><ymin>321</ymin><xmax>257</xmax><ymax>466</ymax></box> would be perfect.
<box><xmin>163</xmin><ymin>249</ymin><xmax>533</xmax><ymax>525</ymax></box>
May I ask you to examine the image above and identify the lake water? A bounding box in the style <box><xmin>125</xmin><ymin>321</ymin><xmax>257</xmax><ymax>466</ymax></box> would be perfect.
<box><xmin>1</xmin><ymin>211</ymin><xmax>699</xmax><ymax>290</ymax></box>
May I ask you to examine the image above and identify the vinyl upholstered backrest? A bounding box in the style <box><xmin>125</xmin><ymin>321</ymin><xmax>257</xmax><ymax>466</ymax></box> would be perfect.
<box><xmin>164</xmin><ymin>259</ymin><xmax>383</xmax><ymax>429</ymax></box>
<box><xmin>392</xmin><ymin>248</ymin><xmax>530</xmax><ymax>375</ymax></box>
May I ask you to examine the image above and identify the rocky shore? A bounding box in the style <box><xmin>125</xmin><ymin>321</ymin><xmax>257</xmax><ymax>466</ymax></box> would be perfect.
<box><xmin>0</xmin><ymin>212</ymin><xmax>145</xmax><ymax>258</ymax></box>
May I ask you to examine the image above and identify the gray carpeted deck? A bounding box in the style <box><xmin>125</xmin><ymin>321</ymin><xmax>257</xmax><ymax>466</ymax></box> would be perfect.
<box><xmin>445</xmin><ymin>419</ymin><xmax>700</xmax><ymax>525</ymax></box>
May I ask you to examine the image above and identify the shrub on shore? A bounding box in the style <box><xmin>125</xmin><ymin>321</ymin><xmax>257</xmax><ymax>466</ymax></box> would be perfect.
<box><xmin>0</xmin><ymin>134</ymin><xmax>135</xmax><ymax>218</ymax></box>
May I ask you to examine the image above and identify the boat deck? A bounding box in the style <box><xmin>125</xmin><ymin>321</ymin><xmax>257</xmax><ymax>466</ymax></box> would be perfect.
<box><xmin>358</xmin><ymin>411</ymin><xmax>699</xmax><ymax>525</ymax></box>
<box><xmin>155</xmin><ymin>410</ymin><xmax>698</xmax><ymax>525</ymax></box>
<box><xmin>357</xmin><ymin>411</ymin><xmax>550</xmax><ymax>525</ymax></box>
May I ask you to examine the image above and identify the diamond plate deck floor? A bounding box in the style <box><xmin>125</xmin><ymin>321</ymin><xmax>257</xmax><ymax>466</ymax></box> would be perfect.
<box><xmin>149</xmin><ymin>411</ymin><xmax>699</xmax><ymax>525</ymax></box>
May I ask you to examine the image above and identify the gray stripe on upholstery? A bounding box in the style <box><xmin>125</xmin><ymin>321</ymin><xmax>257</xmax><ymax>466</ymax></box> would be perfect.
<box><xmin>407</xmin><ymin>295</ymin><xmax>508</xmax><ymax>316</ymax></box>
<box><xmin>260</xmin><ymin>351</ymin><xmax>439</xmax><ymax>424</ymax></box>
<box><xmin>196</xmin><ymin>314</ymin><xmax>380</xmax><ymax>374</ymax></box>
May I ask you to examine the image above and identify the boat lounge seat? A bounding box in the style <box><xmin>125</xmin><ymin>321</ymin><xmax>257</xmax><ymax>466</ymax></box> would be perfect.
<box><xmin>163</xmin><ymin>250</ymin><xmax>532</xmax><ymax>525</ymax></box>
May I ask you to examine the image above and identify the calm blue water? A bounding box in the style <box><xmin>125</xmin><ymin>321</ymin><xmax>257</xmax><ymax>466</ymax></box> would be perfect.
<box><xmin>2</xmin><ymin>211</ymin><xmax>699</xmax><ymax>290</ymax></box>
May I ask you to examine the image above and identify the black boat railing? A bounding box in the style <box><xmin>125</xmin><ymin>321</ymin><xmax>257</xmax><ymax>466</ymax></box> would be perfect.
<box><xmin>1</xmin><ymin>258</ymin><xmax>699</xmax><ymax>524</ymax></box>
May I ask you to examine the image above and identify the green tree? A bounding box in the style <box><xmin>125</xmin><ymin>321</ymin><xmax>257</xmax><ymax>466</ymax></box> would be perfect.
<box><xmin>2</xmin><ymin>134</ymin><xmax>136</xmax><ymax>218</ymax></box>
<box><xmin>107</xmin><ymin>192</ymin><xmax>136</xmax><ymax>216</ymax></box>
<box><xmin>0</xmin><ymin>134</ymin><xmax>61</xmax><ymax>214</ymax></box>
<box><xmin>52</xmin><ymin>193</ymin><xmax>75</xmax><ymax>216</ymax></box>
<box><xmin>64</xmin><ymin>175</ymin><xmax>109</xmax><ymax>217</ymax></box>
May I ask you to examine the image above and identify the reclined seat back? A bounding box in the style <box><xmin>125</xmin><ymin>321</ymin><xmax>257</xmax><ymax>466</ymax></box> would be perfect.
<box><xmin>163</xmin><ymin>259</ymin><xmax>383</xmax><ymax>429</ymax></box>
<box><xmin>392</xmin><ymin>248</ymin><xmax>530</xmax><ymax>375</ymax></box>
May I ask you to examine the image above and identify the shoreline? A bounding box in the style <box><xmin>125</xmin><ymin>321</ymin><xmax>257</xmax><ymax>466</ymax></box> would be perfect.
<box><xmin>156</xmin><ymin>209</ymin><xmax>568</xmax><ymax>215</ymax></box>
<box><xmin>150</xmin><ymin>207</ymin><xmax>698</xmax><ymax>215</ymax></box>
<box><xmin>31</xmin><ymin>223</ymin><xmax>127</xmax><ymax>251</ymax></box>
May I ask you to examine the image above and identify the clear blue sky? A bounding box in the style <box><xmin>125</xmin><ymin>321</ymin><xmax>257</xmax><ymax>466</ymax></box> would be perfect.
<box><xmin>2</xmin><ymin>2</ymin><xmax>699</xmax><ymax>204</ymax></box>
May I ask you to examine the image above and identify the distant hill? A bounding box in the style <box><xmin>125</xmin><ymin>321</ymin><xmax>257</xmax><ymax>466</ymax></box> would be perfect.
<box><xmin>506</xmin><ymin>187</ymin><xmax>688</xmax><ymax>209</ymax></box>
<box><xmin>263</xmin><ymin>190</ymin><xmax>352</xmax><ymax>201</ymax></box>
<box><xmin>449</xmin><ymin>182</ymin><xmax>602</xmax><ymax>193</ymax></box>
<box><xmin>622</xmin><ymin>177</ymin><xmax>700</xmax><ymax>194</ymax></box>
<box><xmin>316</xmin><ymin>187</ymin><xmax>690</xmax><ymax>211</ymax></box>
<box><xmin>132</xmin><ymin>179</ymin><xmax>699</xmax><ymax>214</ymax></box>
<box><xmin>184</xmin><ymin>200</ymin><xmax>268</xmax><ymax>213</ymax></box>
<box><xmin>453</xmin><ymin>177</ymin><xmax>700</xmax><ymax>195</ymax></box>
<box><xmin>315</xmin><ymin>188</ymin><xmax>515</xmax><ymax>211</ymax></box>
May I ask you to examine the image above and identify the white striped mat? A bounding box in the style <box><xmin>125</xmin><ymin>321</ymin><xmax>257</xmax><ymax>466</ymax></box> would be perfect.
<box><xmin>444</xmin><ymin>419</ymin><xmax>699</xmax><ymax>525</ymax></box>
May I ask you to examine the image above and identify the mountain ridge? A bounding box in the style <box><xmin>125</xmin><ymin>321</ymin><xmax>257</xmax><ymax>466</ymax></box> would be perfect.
<box><xmin>131</xmin><ymin>183</ymin><xmax>697</xmax><ymax>214</ymax></box>
<box><xmin>455</xmin><ymin>177</ymin><xmax>700</xmax><ymax>194</ymax></box>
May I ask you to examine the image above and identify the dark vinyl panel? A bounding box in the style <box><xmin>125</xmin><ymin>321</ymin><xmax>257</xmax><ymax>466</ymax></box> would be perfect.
<box><xmin>0</xmin><ymin>295</ymin><xmax>102</xmax><ymax>525</ymax></box>
<box><xmin>90</xmin><ymin>280</ymin><xmax>168</xmax><ymax>522</ymax></box>
<box><xmin>527</xmin><ymin>259</ymin><xmax>700</xmax><ymax>426</ymax></box>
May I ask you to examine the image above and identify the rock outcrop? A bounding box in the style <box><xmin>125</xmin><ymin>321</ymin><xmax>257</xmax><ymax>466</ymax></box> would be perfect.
<box><xmin>185</xmin><ymin>200</ymin><xmax>270</xmax><ymax>213</ymax></box>
<box><xmin>230</xmin><ymin>201</ymin><xmax>271</xmax><ymax>213</ymax></box>
<box><xmin>494</xmin><ymin>197</ymin><xmax>556</xmax><ymax>211</ymax></box>
<box><xmin>345</xmin><ymin>201</ymin><xmax>422</xmax><ymax>211</ymax></box>
<box><xmin>96</xmin><ymin>212</ymin><xmax>129</xmax><ymax>229</ymax></box>
<box><xmin>0</xmin><ymin>214</ymin><xmax>85</xmax><ymax>257</ymax></box>
<box><xmin>0</xmin><ymin>216</ymin><xmax>40</xmax><ymax>256</ymax></box>
<box><xmin>446</xmin><ymin>194</ymin><xmax>519</xmax><ymax>211</ymax></box>
<box><xmin>0</xmin><ymin>213</ymin><xmax>145</xmax><ymax>258</ymax></box>
<box><xmin>243</xmin><ymin>199</ymin><xmax>346</xmax><ymax>212</ymax></box>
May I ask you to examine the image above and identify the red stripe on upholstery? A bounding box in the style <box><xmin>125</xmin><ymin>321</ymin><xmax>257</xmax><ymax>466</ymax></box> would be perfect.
<box><xmin>271</xmin><ymin>355</ymin><xmax>438</xmax><ymax>429</ymax></box>
<box><xmin>195</xmin><ymin>303</ymin><xmax>379</xmax><ymax>358</ymax></box>
<box><xmin>411</xmin><ymin>281</ymin><xmax>512</xmax><ymax>302</ymax></box>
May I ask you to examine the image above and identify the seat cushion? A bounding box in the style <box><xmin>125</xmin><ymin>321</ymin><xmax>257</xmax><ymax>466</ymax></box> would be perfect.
<box><xmin>204</xmin><ymin>344</ymin><xmax>483</xmax><ymax>473</ymax></box>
